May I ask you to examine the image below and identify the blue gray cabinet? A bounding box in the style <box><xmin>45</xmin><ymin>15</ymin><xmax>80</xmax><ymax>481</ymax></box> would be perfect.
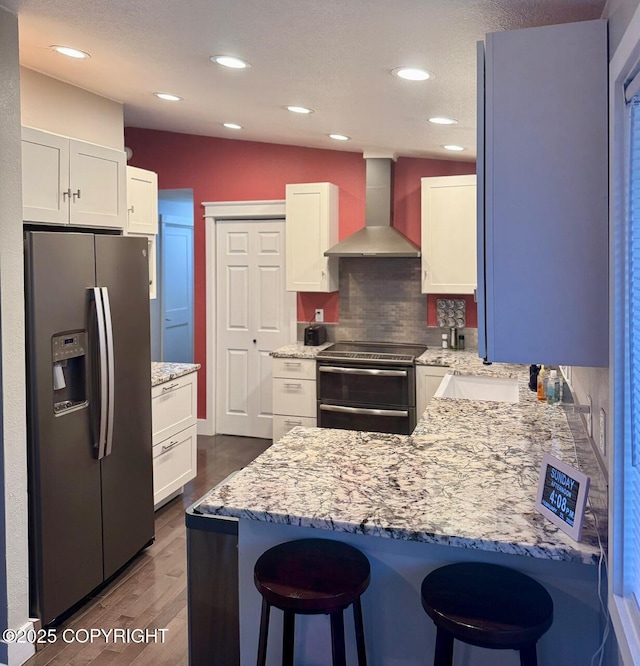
<box><xmin>477</xmin><ymin>19</ymin><xmax>608</xmax><ymax>367</ymax></box>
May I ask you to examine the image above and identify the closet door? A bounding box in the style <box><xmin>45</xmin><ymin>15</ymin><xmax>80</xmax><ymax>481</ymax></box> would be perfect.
<box><xmin>216</xmin><ymin>220</ymin><xmax>290</xmax><ymax>438</ymax></box>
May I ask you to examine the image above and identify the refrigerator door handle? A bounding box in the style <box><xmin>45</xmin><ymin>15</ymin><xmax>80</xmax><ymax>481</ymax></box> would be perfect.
<box><xmin>92</xmin><ymin>287</ymin><xmax>108</xmax><ymax>460</ymax></box>
<box><xmin>101</xmin><ymin>287</ymin><xmax>116</xmax><ymax>457</ymax></box>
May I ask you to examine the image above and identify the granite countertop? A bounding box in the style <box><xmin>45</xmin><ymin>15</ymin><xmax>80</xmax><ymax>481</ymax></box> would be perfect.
<box><xmin>198</xmin><ymin>346</ymin><xmax>603</xmax><ymax>564</ymax></box>
<box><xmin>270</xmin><ymin>341</ymin><xmax>333</xmax><ymax>359</ymax></box>
<box><xmin>151</xmin><ymin>361</ymin><xmax>201</xmax><ymax>387</ymax></box>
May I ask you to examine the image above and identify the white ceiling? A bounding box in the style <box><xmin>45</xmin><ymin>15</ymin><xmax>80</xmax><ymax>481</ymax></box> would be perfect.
<box><xmin>3</xmin><ymin>0</ymin><xmax>605</xmax><ymax>161</ymax></box>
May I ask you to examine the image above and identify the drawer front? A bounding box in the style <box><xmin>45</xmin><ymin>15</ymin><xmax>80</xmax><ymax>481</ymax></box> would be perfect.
<box><xmin>152</xmin><ymin>374</ymin><xmax>197</xmax><ymax>445</ymax></box>
<box><xmin>272</xmin><ymin>415</ymin><xmax>316</xmax><ymax>443</ymax></box>
<box><xmin>152</xmin><ymin>424</ymin><xmax>197</xmax><ymax>506</ymax></box>
<box><xmin>272</xmin><ymin>358</ymin><xmax>316</xmax><ymax>380</ymax></box>
<box><xmin>272</xmin><ymin>378</ymin><xmax>316</xmax><ymax>417</ymax></box>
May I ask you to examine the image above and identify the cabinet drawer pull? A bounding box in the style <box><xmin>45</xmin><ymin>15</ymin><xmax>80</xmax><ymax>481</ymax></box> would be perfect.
<box><xmin>283</xmin><ymin>382</ymin><xmax>303</xmax><ymax>389</ymax></box>
<box><xmin>284</xmin><ymin>419</ymin><xmax>303</xmax><ymax>426</ymax></box>
<box><xmin>161</xmin><ymin>382</ymin><xmax>180</xmax><ymax>393</ymax></box>
<box><xmin>161</xmin><ymin>440</ymin><xmax>180</xmax><ymax>453</ymax></box>
<box><xmin>283</xmin><ymin>361</ymin><xmax>302</xmax><ymax>367</ymax></box>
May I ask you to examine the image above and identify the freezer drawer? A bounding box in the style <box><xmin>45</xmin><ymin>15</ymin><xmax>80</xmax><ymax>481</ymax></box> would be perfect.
<box><xmin>272</xmin><ymin>377</ymin><xmax>316</xmax><ymax>418</ymax></box>
<box><xmin>153</xmin><ymin>424</ymin><xmax>197</xmax><ymax>507</ymax></box>
<box><xmin>152</xmin><ymin>373</ymin><xmax>197</xmax><ymax>445</ymax></box>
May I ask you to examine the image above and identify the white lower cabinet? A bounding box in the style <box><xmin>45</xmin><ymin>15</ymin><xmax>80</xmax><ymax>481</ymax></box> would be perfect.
<box><xmin>151</xmin><ymin>372</ymin><xmax>198</xmax><ymax>508</ymax></box>
<box><xmin>272</xmin><ymin>358</ymin><xmax>317</xmax><ymax>442</ymax></box>
<box><xmin>416</xmin><ymin>366</ymin><xmax>449</xmax><ymax>419</ymax></box>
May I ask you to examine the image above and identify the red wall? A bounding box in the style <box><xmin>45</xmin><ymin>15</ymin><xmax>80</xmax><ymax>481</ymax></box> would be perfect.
<box><xmin>124</xmin><ymin>127</ymin><xmax>476</xmax><ymax>418</ymax></box>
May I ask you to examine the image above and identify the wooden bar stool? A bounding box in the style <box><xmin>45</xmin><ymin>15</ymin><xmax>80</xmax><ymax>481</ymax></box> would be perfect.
<box><xmin>254</xmin><ymin>538</ymin><xmax>370</xmax><ymax>666</ymax></box>
<box><xmin>420</xmin><ymin>562</ymin><xmax>553</xmax><ymax>666</ymax></box>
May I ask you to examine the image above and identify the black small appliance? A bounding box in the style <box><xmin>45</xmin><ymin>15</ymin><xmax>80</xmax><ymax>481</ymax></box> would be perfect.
<box><xmin>304</xmin><ymin>324</ymin><xmax>327</xmax><ymax>346</ymax></box>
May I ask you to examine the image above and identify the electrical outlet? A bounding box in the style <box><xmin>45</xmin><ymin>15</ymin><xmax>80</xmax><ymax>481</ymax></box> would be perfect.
<box><xmin>599</xmin><ymin>408</ymin><xmax>607</xmax><ymax>457</ymax></box>
<box><xmin>314</xmin><ymin>308</ymin><xmax>324</xmax><ymax>323</ymax></box>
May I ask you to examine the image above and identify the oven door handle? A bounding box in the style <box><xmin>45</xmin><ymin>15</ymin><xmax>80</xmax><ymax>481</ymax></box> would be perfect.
<box><xmin>318</xmin><ymin>366</ymin><xmax>407</xmax><ymax>377</ymax></box>
<box><xmin>319</xmin><ymin>404</ymin><xmax>409</xmax><ymax>417</ymax></box>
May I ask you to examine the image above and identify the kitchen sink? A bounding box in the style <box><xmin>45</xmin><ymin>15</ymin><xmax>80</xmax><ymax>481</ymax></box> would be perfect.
<box><xmin>434</xmin><ymin>374</ymin><xmax>519</xmax><ymax>403</ymax></box>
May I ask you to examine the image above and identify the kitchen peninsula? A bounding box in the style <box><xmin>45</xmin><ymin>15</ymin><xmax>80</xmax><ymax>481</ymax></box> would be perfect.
<box><xmin>187</xmin><ymin>352</ymin><xmax>607</xmax><ymax>665</ymax></box>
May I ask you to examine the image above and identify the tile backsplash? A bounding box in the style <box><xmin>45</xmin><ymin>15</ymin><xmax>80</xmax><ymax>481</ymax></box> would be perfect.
<box><xmin>296</xmin><ymin>257</ymin><xmax>478</xmax><ymax>349</ymax></box>
<box><xmin>335</xmin><ymin>257</ymin><xmax>427</xmax><ymax>343</ymax></box>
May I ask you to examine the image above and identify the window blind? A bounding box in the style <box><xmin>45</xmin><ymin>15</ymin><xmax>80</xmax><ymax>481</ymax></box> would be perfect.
<box><xmin>626</xmin><ymin>95</ymin><xmax>640</xmax><ymax>612</ymax></box>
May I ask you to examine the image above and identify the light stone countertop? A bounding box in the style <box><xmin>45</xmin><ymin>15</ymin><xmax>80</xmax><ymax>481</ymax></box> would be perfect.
<box><xmin>198</xmin><ymin>345</ymin><xmax>603</xmax><ymax>564</ymax></box>
<box><xmin>270</xmin><ymin>341</ymin><xmax>333</xmax><ymax>359</ymax></box>
<box><xmin>151</xmin><ymin>361</ymin><xmax>201</xmax><ymax>387</ymax></box>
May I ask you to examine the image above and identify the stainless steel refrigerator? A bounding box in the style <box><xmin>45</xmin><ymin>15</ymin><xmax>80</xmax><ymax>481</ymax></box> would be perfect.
<box><xmin>24</xmin><ymin>231</ymin><xmax>155</xmax><ymax>626</ymax></box>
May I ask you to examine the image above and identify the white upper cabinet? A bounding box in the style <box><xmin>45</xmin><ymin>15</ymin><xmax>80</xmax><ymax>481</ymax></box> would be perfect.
<box><xmin>285</xmin><ymin>182</ymin><xmax>339</xmax><ymax>292</ymax></box>
<box><xmin>477</xmin><ymin>20</ymin><xmax>608</xmax><ymax>367</ymax></box>
<box><xmin>22</xmin><ymin>126</ymin><xmax>126</xmax><ymax>229</ymax></box>
<box><xmin>421</xmin><ymin>175</ymin><xmax>477</xmax><ymax>294</ymax></box>
<box><xmin>126</xmin><ymin>166</ymin><xmax>158</xmax><ymax>235</ymax></box>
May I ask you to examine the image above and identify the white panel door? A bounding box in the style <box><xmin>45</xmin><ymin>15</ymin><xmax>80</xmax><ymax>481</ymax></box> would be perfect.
<box><xmin>216</xmin><ymin>220</ymin><xmax>289</xmax><ymax>438</ymax></box>
<box><xmin>162</xmin><ymin>216</ymin><xmax>194</xmax><ymax>362</ymax></box>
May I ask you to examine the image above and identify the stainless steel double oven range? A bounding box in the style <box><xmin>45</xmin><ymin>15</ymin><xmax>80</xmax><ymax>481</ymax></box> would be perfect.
<box><xmin>316</xmin><ymin>341</ymin><xmax>426</xmax><ymax>435</ymax></box>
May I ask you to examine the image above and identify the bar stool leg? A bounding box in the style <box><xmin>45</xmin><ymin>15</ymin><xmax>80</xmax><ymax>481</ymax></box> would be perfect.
<box><xmin>519</xmin><ymin>643</ymin><xmax>538</xmax><ymax>666</ymax></box>
<box><xmin>256</xmin><ymin>598</ymin><xmax>270</xmax><ymax>666</ymax></box>
<box><xmin>330</xmin><ymin>610</ymin><xmax>347</xmax><ymax>666</ymax></box>
<box><xmin>433</xmin><ymin>627</ymin><xmax>454</xmax><ymax>666</ymax></box>
<box><xmin>282</xmin><ymin>610</ymin><xmax>295</xmax><ymax>666</ymax></box>
<box><xmin>352</xmin><ymin>598</ymin><xmax>367</xmax><ymax>666</ymax></box>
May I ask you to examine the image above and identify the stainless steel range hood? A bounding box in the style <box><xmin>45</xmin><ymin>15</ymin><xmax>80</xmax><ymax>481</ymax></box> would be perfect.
<box><xmin>324</xmin><ymin>157</ymin><xmax>421</xmax><ymax>258</ymax></box>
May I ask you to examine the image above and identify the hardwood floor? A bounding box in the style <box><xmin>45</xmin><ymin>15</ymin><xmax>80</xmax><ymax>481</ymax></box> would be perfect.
<box><xmin>26</xmin><ymin>434</ymin><xmax>271</xmax><ymax>666</ymax></box>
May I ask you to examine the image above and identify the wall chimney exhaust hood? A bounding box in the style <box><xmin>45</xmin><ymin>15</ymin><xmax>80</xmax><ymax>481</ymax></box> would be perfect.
<box><xmin>324</xmin><ymin>157</ymin><xmax>421</xmax><ymax>258</ymax></box>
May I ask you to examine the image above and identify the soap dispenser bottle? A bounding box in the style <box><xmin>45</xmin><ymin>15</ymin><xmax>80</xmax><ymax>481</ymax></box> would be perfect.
<box><xmin>547</xmin><ymin>370</ymin><xmax>561</xmax><ymax>404</ymax></box>
<box><xmin>537</xmin><ymin>365</ymin><xmax>547</xmax><ymax>402</ymax></box>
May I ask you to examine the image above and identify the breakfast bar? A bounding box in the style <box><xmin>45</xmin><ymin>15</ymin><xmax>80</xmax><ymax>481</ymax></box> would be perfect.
<box><xmin>186</xmin><ymin>358</ymin><xmax>608</xmax><ymax>665</ymax></box>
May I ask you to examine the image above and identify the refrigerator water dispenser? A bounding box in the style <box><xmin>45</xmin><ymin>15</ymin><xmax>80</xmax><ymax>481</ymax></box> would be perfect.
<box><xmin>52</xmin><ymin>331</ymin><xmax>88</xmax><ymax>414</ymax></box>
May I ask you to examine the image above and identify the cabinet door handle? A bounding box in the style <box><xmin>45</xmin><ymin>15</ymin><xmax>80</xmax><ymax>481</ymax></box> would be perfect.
<box><xmin>161</xmin><ymin>382</ymin><xmax>180</xmax><ymax>393</ymax></box>
<box><xmin>72</xmin><ymin>189</ymin><xmax>81</xmax><ymax>202</ymax></box>
<box><xmin>62</xmin><ymin>188</ymin><xmax>72</xmax><ymax>202</ymax></box>
<box><xmin>161</xmin><ymin>440</ymin><xmax>180</xmax><ymax>453</ymax></box>
<box><xmin>128</xmin><ymin>205</ymin><xmax>135</xmax><ymax>214</ymax></box>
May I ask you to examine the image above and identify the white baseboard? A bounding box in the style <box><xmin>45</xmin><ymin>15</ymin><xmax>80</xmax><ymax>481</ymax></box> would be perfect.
<box><xmin>197</xmin><ymin>417</ymin><xmax>214</xmax><ymax>437</ymax></box>
<box><xmin>4</xmin><ymin>620</ymin><xmax>36</xmax><ymax>666</ymax></box>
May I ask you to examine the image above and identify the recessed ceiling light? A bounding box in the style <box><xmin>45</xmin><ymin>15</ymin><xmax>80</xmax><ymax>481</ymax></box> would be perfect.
<box><xmin>442</xmin><ymin>144</ymin><xmax>466</xmax><ymax>152</ymax></box>
<box><xmin>428</xmin><ymin>116</ymin><xmax>458</xmax><ymax>125</ymax></box>
<box><xmin>223</xmin><ymin>123</ymin><xmax>242</xmax><ymax>130</ymax></box>
<box><xmin>154</xmin><ymin>93</ymin><xmax>183</xmax><ymax>102</ymax></box>
<box><xmin>51</xmin><ymin>45</ymin><xmax>90</xmax><ymax>59</ymax></box>
<box><xmin>328</xmin><ymin>134</ymin><xmax>350</xmax><ymax>141</ymax></box>
<box><xmin>392</xmin><ymin>67</ymin><xmax>433</xmax><ymax>81</ymax></box>
<box><xmin>286</xmin><ymin>106</ymin><xmax>314</xmax><ymax>114</ymax></box>
<box><xmin>211</xmin><ymin>55</ymin><xmax>251</xmax><ymax>69</ymax></box>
